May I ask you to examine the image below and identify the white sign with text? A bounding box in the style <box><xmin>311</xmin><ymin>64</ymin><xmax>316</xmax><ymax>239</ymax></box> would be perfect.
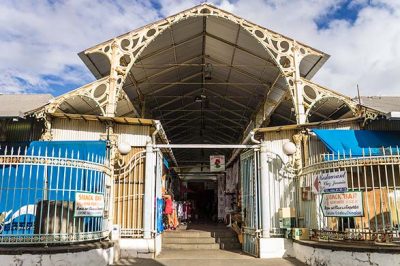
<box><xmin>315</xmin><ymin>170</ymin><xmax>348</xmax><ymax>193</ymax></box>
<box><xmin>75</xmin><ymin>192</ymin><xmax>104</xmax><ymax>217</ymax></box>
<box><xmin>321</xmin><ymin>191</ymin><xmax>363</xmax><ymax>217</ymax></box>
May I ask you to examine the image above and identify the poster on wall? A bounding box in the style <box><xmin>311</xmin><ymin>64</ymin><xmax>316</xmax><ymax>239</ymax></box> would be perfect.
<box><xmin>210</xmin><ymin>155</ymin><xmax>225</xmax><ymax>172</ymax></box>
<box><xmin>314</xmin><ymin>171</ymin><xmax>348</xmax><ymax>193</ymax></box>
<box><xmin>321</xmin><ymin>191</ymin><xmax>363</xmax><ymax>217</ymax></box>
<box><xmin>75</xmin><ymin>192</ymin><xmax>104</xmax><ymax>217</ymax></box>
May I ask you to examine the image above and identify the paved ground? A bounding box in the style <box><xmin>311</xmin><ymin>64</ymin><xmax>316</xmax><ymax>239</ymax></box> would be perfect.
<box><xmin>114</xmin><ymin>249</ymin><xmax>306</xmax><ymax>266</ymax></box>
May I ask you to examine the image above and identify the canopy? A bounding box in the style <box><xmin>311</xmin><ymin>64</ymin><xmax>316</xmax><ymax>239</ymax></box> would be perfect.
<box><xmin>313</xmin><ymin>129</ymin><xmax>400</xmax><ymax>157</ymax></box>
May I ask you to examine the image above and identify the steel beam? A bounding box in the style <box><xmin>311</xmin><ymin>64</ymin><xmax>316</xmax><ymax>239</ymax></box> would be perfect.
<box><xmin>146</xmin><ymin>72</ymin><xmax>202</xmax><ymax>96</ymax></box>
<box><xmin>155</xmin><ymin>144</ymin><xmax>255</xmax><ymax>148</ymax></box>
<box><xmin>205</xmin><ymin>32</ymin><xmax>276</xmax><ymax>67</ymax></box>
<box><xmin>135</xmin><ymin>55</ymin><xmax>203</xmax><ymax>84</ymax></box>
<box><xmin>138</xmin><ymin>32</ymin><xmax>204</xmax><ymax>62</ymax></box>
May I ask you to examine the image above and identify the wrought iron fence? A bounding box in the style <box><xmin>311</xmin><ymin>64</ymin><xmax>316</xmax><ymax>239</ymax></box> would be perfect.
<box><xmin>299</xmin><ymin>146</ymin><xmax>400</xmax><ymax>243</ymax></box>
<box><xmin>0</xmin><ymin>142</ymin><xmax>110</xmax><ymax>244</ymax></box>
<box><xmin>114</xmin><ymin>150</ymin><xmax>145</xmax><ymax>238</ymax></box>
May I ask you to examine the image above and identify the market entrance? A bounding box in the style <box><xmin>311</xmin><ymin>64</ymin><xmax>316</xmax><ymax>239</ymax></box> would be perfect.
<box><xmin>156</xmin><ymin>144</ymin><xmax>254</xmax><ymax>228</ymax></box>
<box><xmin>78</xmin><ymin>3</ymin><xmax>322</xmax><ymax>257</ymax></box>
<box><xmin>157</xmin><ymin>144</ymin><xmax>258</xmax><ymax>255</ymax></box>
<box><xmin>121</xmin><ymin>9</ymin><xmax>298</xmax><ymax>257</ymax></box>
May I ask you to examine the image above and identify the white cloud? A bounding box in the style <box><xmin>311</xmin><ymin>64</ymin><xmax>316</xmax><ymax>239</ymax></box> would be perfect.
<box><xmin>0</xmin><ymin>0</ymin><xmax>159</xmax><ymax>94</ymax></box>
<box><xmin>0</xmin><ymin>0</ymin><xmax>399</xmax><ymax>97</ymax></box>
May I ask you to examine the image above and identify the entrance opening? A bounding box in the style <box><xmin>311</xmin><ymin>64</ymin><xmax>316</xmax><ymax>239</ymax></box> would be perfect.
<box><xmin>121</xmin><ymin>13</ymin><xmax>288</xmax><ymax>254</ymax></box>
<box><xmin>186</xmin><ymin>180</ymin><xmax>217</xmax><ymax>223</ymax></box>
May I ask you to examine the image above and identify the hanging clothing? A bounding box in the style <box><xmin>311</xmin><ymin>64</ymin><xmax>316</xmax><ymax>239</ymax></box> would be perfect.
<box><xmin>164</xmin><ymin>198</ymin><xmax>173</xmax><ymax>214</ymax></box>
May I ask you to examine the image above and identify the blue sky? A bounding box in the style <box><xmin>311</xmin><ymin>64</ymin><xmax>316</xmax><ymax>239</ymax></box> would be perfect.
<box><xmin>0</xmin><ymin>0</ymin><xmax>399</xmax><ymax>96</ymax></box>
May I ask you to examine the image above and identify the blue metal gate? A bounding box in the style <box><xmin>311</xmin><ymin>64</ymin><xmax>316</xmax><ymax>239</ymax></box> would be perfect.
<box><xmin>240</xmin><ymin>149</ymin><xmax>260</xmax><ymax>257</ymax></box>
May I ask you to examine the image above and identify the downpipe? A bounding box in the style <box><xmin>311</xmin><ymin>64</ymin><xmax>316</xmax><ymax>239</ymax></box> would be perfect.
<box><xmin>227</xmin><ymin>129</ymin><xmax>260</xmax><ymax>167</ymax></box>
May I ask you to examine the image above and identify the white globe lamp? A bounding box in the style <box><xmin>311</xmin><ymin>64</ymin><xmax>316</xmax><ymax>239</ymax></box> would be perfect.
<box><xmin>282</xmin><ymin>142</ymin><xmax>296</xmax><ymax>156</ymax></box>
<box><xmin>118</xmin><ymin>142</ymin><xmax>131</xmax><ymax>155</ymax></box>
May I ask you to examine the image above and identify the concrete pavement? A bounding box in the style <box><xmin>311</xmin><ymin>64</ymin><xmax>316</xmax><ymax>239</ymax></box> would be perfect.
<box><xmin>113</xmin><ymin>249</ymin><xmax>306</xmax><ymax>266</ymax></box>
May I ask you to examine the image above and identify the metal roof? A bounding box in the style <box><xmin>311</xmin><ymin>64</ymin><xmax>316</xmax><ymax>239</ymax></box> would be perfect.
<box><xmin>0</xmin><ymin>94</ymin><xmax>53</xmax><ymax>118</ymax></box>
<box><xmin>52</xmin><ymin>3</ymin><xmax>355</xmax><ymax>166</ymax></box>
<box><xmin>79</xmin><ymin>4</ymin><xmax>329</xmax><ymax>82</ymax></box>
<box><xmin>359</xmin><ymin>96</ymin><xmax>400</xmax><ymax>114</ymax></box>
<box><xmin>126</xmin><ymin>15</ymin><xmax>290</xmax><ymax>163</ymax></box>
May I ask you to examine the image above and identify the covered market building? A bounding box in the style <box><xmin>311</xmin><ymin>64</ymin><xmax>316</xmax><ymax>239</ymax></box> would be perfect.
<box><xmin>1</xmin><ymin>3</ymin><xmax>400</xmax><ymax>265</ymax></box>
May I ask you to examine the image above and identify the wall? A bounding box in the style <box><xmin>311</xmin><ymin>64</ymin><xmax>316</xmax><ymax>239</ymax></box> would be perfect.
<box><xmin>119</xmin><ymin>238</ymin><xmax>157</xmax><ymax>259</ymax></box>
<box><xmin>263</xmin><ymin>129</ymin><xmax>298</xmax><ymax>231</ymax></box>
<box><xmin>114</xmin><ymin>124</ymin><xmax>150</xmax><ymax>147</ymax></box>
<box><xmin>52</xmin><ymin>118</ymin><xmax>105</xmax><ymax>141</ymax></box>
<box><xmin>0</xmin><ymin>246</ymin><xmax>117</xmax><ymax>266</ymax></box>
<box><xmin>290</xmin><ymin>241</ymin><xmax>400</xmax><ymax>266</ymax></box>
<box><xmin>366</xmin><ymin>119</ymin><xmax>400</xmax><ymax>131</ymax></box>
<box><xmin>1</xmin><ymin>117</ymin><xmax>43</xmax><ymax>142</ymax></box>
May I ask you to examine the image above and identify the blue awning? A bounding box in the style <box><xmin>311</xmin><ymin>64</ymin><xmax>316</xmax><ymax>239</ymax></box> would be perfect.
<box><xmin>313</xmin><ymin>129</ymin><xmax>400</xmax><ymax>157</ymax></box>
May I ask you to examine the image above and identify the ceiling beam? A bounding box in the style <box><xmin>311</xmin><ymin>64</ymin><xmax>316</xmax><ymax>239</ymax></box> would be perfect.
<box><xmin>168</xmin><ymin>124</ymin><xmax>238</xmax><ymax>141</ymax></box>
<box><xmin>205</xmin><ymin>32</ymin><xmax>276</xmax><ymax>67</ymax></box>
<box><xmin>164</xmin><ymin>117</ymin><xmax>241</xmax><ymax>135</ymax></box>
<box><xmin>135</xmin><ymin>55</ymin><xmax>203</xmax><ymax>84</ymax></box>
<box><xmin>206</xmin><ymin>89</ymin><xmax>248</xmax><ymax>109</ymax></box>
<box><xmin>163</xmin><ymin>110</ymin><xmax>198</xmax><ymax>126</ymax></box>
<box><xmin>152</xmin><ymin>88</ymin><xmax>203</xmax><ymax>110</ymax></box>
<box><xmin>137</xmin><ymin>32</ymin><xmax>203</xmax><ymax>62</ymax></box>
<box><xmin>209</xmin><ymin>102</ymin><xmax>248</xmax><ymax>120</ymax></box>
<box><xmin>146</xmin><ymin>72</ymin><xmax>202</xmax><ymax>96</ymax></box>
<box><xmin>210</xmin><ymin>76</ymin><xmax>263</xmax><ymax>98</ymax></box>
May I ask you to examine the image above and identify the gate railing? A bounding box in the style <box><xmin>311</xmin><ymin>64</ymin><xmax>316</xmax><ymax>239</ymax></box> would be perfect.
<box><xmin>299</xmin><ymin>147</ymin><xmax>400</xmax><ymax>242</ymax></box>
<box><xmin>240</xmin><ymin>149</ymin><xmax>260</xmax><ymax>256</ymax></box>
<box><xmin>0</xmin><ymin>143</ymin><xmax>110</xmax><ymax>244</ymax></box>
<box><xmin>114</xmin><ymin>150</ymin><xmax>146</xmax><ymax>238</ymax></box>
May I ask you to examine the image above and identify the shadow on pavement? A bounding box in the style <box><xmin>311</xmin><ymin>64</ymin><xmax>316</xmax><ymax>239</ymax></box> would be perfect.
<box><xmin>112</xmin><ymin>258</ymin><xmax>165</xmax><ymax>266</ymax></box>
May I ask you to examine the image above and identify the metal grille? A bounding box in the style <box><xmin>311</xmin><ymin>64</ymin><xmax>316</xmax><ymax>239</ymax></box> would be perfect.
<box><xmin>300</xmin><ymin>140</ymin><xmax>400</xmax><ymax>242</ymax></box>
<box><xmin>240</xmin><ymin>149</ymin><xmax>260</xmax><ymax>256</ymax></box>
<box><xmin>0</xmin><ymin>143</ymin><xmax>109</xmax><ymax>244</ymax></box>
<box><xmin>114</xmin><ymin>150</ymin><xmax>146</xmax><ymax>238</ymax></box>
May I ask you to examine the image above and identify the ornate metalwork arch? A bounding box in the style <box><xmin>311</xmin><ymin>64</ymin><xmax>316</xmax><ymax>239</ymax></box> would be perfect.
<box><xmin>84</xmin><ymin>3</ymin><xmax>324</xmax><ymax>121</ymax></box>
<box><xmin>301</xmin><ymin>78</ymin><xmax>359</xmax><ymax>122</ymax></box>
<box><xmin>44</xmin><ymin>76</ymin><xmax>110</xmax><ymax>115</ymax></box>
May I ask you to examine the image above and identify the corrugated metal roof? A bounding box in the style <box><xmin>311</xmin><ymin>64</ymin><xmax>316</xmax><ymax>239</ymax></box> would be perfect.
<box><xmin>0</xmin><ymin>94</ymin><xmax>53</xmax><ymax>117</ymax></box>
<box><xmin>359</xmin><ymin>96</ymin><xmax>400</xmax><ymax>113</ymax></box>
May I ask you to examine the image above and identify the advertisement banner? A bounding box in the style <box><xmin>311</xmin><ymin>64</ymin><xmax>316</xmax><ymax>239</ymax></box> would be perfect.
<box><xmin>75</xmin><ymin>192</ymin><xmax>104</xmax><ymax>217</ymax></box>
<box><xmin>321</xmin><ymin>191</ymin><xmax>363</xmax><ymax>217</ymax></box>
<box><xmin>315</xmin><ymin>171</ymin><xmax>348</xmax><ymax>193</ymax></box>
<box><xmin>210</xmin><ymin>155</ymin><xmax>225</xmax><ymax>172</ymax></box>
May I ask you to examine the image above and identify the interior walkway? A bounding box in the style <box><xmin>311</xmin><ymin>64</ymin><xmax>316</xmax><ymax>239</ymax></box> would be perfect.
<box><xmin>114</xmin><ymin>249</ymin><xmax>305</xmax><ymax>266</ymax></box>
<box><xmin>114</xmin><ymin>223</ymin><xmax>305</xmax><ymax>266</ymax></box>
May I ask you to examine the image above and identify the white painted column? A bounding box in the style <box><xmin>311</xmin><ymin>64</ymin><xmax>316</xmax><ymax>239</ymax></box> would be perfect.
<box><xmin>259</xmin><ymin>141</ymin><xmax>288</xmax><ymax>258</ymax></box>
<box><xmin>293</xmin><ymin>41</ymin><xmax>307</xmax><ymax>125</ymax></box>
<box><xmin>260</xmin><ymin>141</ymin><xmax>271</xmax><ymax>238</ymax></box>
<box><xmin>143</xmin><ymin>139</ymin><xmax>155</xmax><ymax>239</ymax></box>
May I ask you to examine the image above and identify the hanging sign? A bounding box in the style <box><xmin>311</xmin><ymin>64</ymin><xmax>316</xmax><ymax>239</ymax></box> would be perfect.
<box><xmin>321</xmin><ymin>191</ymin><xmax>363</xmax><ymax>217</ymax></box>
<box><xmin>210</xmin><ymin>155</ymin><xmax>225</xmax><ymax>172</ymax></box>
<box><xmin>315</xmin><ymin>171</ymin><xmax>348</xmax><ymax>193</ymax></box>
<box><xmin>75</xmin><ymin>192</ymin><xmax>104</xmax><ymax>217</ymax></box>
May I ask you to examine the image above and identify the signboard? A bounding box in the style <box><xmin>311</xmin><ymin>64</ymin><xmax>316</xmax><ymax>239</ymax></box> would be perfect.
<box><xmin>314</xmin><ymin>171</ymin><xmax>348</xmax><ymax>193</ymax></box>
<box><xmin>321</xmin><ymin>191</ymin><xmax>363</xmax><ymax>217</ymax></box>
<box><xmin>210</xmin><ymin>155</ymin><xmax>225</xmax><ymax>172</ymax></box>
<box><xmin>75</xmin><ymin>192</ymin><xmax>104</xmax><ymax>217</ymax></box>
